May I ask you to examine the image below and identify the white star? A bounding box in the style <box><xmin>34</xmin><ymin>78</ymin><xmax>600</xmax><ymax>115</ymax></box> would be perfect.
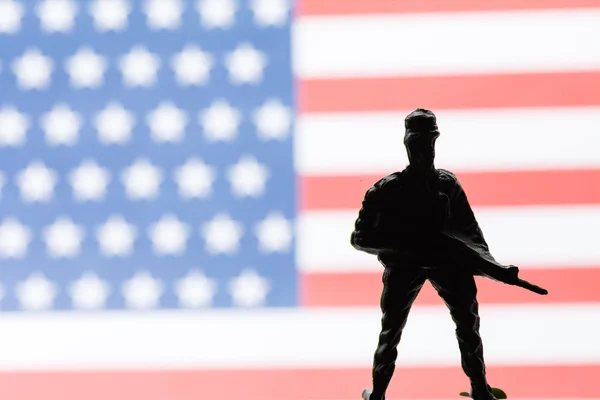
<box><xmin>0</xmin><ymin>106</ymin><xmax>29</xmax><ymax>147</ymax></box>
<box><xmin>201</xmin><ymin>213</ymin><xmax>244</xmax><ymax>255</ymax></box>
<box><xmin>253</xmin><ymin>98</ymin><xmax>291</xmax><ymax>140</ymax></box>
<box><xmin>0</xmin><ymin>0</ymin><xmax>24</xmax><ymax>34</ymax></box>
<box><xmin>16</xmin><ymin>272</ymin><xmax>57</xmax><ymax>311</ymax></box>
<box><xmin>121</xmin><ymin>159</ymin><xmax>163</xmax><ymax>200</ymax></box>
<box><xmin>175</xmin><ymin>270</ymin><xmax>217</xmax><ymax>308</ymax></box>
<box><xmin>69</xmin><ymin>272</ymin><xmax>111</xmax><ymax>309</ymax></box>
<box><xmin>225</xmin><ymin>42</ymin><xmax>267</xmax><ymax>85</ymax></box>
<box><xmin>96</xmin><ymin>215</ymin><xmax>137</xmax><ymax>257</ymax></box>
<box><xmin>199</xmin><ymin>99</ymin><xmax>241</xmax><ymax>142</ymax></box>
<box><xmin>68</xmin><ymin>159</ymin><xmax>111</xmax><ymax>201</ymax></box>
<box><xmin>228</xmin><ymin>269</ymin><xmax>270</xmax><ymax>307</ymax></box>
<box><xmin>36</xmin><ymin>0</ymin><xmax>78</xmax><ymax>33</ymax></box>
<box><xmin>65</xmin><ymin>47</ymin><xmax>107</xmax><ymax>89</ymax></box>
<box><xmin>250</xmin><ymin>0</ymin><xmax>290</xmax><ymax>27</ymax></box>
<box><xmin>12</xmin><ymin>48</ymin><xmax>54</xmax><ymax>90</ymax></box>
<box><xmin>95</xmin><ymin>102</ymin><xmax>135</xmax><ymax>145</ymax></box>
<box><xmin>41</xmin><ymin>103</ymin><xmax>82</xmax><ymax>146</ymax></box>
<box><xmin>122</xmin><ymin>271</ymin><xmax>163</xmax><ymax>309</ymax></box>
<box><xmin>0</xmin><ymin>218</ymin><xmax>31</xmax><ymax>259</ymax></box>
<box><xmin>196</xmin><ymin>0</ymin><xmax>237</xmax><ymax>29</ymax></box>
<box><xmin>16</xmin><ymin>161</ymin><xmax>58</xmax><ymax>203</ymax></box>
<box><xmin>255</xmin><ymin>212</ymin><xmax>293</xmax><ymax>254</ymax></box>
<box><xmin>89</xmin><ymin>0</ymin><xmax>130</xmax><ymax>32</ymax></box>
<box><xmin>173</xmin><ymin>158</ymin><xmax>216</xmax><ymax>199</ymax></box>
<box><xmin>143</xmin><ymin>0</ymin><xmax>183</xmax><ymax>30</ymax></box>
<box><xmin>227</xmin><ymin>154</ymin><xmax>270</xmax><ymax>198</ymax></box>
<box><xmin>148</xmin><ymin>214</ymin><xmax>190</xmax><ymax>256</ymax></box>
<box><xmin>119</xmin><ymin>46</ymin><xmax>161</xmax><ymax>87</ymax></box>
<box><xmin>171</xmin><ymin>44</ymin><xmax>213</xmax><ymax>86</ymax></box>
<box><xmin>146</xmin><ymin>101</ymin><xmax>188</xmax><ymax>143</ymax></box>
<box><xmin>43</xmin><ymin>217</ymin><xmax>84</xmax><ymax>258</ymax></box>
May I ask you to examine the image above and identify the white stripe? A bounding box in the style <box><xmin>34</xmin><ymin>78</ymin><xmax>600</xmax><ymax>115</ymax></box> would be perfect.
<box><xmin>297</xmin><ymin>206</ymin><xmax>600</xmax><ymax>272</ymax></box>
<box><xmin>295</xmin><ymin>107</ymin><xmax>600</xmax><ymax>175</ymax></box>
<box><xmin>0</xmin><ymin>305</ymin><xmax>598</xmax><ymax>369</ymax></box>
<box><xmin>293</xmin><ymin>9</ymin><xmax>600</xmax><ymax>78</ymax></box>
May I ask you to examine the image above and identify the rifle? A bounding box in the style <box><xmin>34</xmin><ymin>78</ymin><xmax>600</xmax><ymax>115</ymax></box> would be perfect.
<box><xmin>437</xmin><ymin>232</ymin><xmax>549</xmax><ymax>296</ymax></box>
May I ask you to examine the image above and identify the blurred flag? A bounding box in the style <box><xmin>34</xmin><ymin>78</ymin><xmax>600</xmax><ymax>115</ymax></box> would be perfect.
<box><xmin>0</xmin><ymin>0</ymin><xmax>599</xmax><ymax>399</ymax></box>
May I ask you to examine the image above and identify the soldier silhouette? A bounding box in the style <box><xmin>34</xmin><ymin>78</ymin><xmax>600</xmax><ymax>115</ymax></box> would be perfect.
<box><xmin>351</xmin><ymin>109</ymin><xmax>547</xmax><ymax>400</ymax></box>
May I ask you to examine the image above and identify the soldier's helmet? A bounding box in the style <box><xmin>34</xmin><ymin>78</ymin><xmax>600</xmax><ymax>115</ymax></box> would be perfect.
<box><xmin>404</xmin><ymin>108</ymin><xmax>439</xmax><ymax>135</ymax></box>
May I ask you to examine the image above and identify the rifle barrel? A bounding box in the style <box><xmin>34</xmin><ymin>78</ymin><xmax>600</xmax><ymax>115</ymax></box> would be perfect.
<box><xmin>514</xmin><ymin>278</ymin><xmax>548</xmax><ymax>295</ymax></box>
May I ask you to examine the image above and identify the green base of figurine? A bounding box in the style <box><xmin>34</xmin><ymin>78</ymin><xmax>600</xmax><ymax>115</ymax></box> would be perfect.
<box><xmin>459</xmin><ymin>387</ymin><xmax>507</xmax><ymax>399</ymax></box>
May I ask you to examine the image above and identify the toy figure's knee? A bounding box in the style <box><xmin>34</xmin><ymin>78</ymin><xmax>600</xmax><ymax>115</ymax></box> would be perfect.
<box><xmin>449</xmin><ymin>302</ymin><xmax>483</xmax><ymax>342</ymax></box>
<box><xmin>374</xmin><ymin>312</ymin><xmax>405</xmax><ymax>365</ymax></box>
<box><xmin>378</xmin><ymin>314</ymin><xmax>404</xmax><ymax>347</ymax></box>
<box><xmin>454</xmin><ymin>304</ymin><xmax>480</xmax><ymax>327</ymax></box>
<box><xmin>456</xmin><ymin>317</ymin><xmax>481</xmax><ymax>339</ymax></box>
<box><xmin>374</xmin><ymin>341</ymin><xmax>398</xmax><ymax>366</ymax></box>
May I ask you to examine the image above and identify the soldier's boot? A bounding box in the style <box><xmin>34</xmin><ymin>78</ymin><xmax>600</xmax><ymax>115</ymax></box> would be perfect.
<box><xmin>362</xmin><ymin>388</ymin><xmax>386</xmax><ymax>400</ymax></box>
<box><xmin>469</xmin><ymin>384</ymin><xmax>497</xmax><ymax>400</ymax></box>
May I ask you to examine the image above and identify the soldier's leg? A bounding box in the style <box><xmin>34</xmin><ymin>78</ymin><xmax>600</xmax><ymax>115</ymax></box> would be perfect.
<box><xmin>428</xmin><ymin>268</ymin><xmax>495</xmax><ymax>400</ymax></box>
<box><xmin>370</xmin><ymin>266</ymin><xmax>427</xmax><ymax>400</ymax></box>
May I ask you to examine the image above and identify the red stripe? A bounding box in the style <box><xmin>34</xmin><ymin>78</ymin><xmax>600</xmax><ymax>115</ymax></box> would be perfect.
<box><xmin>0</xmin><ymin>366</ymin><xmax>597</xmax><ymax>399</ymax></box>
<box><xmin>299</xmin><ymin>0</ymin><xmax>600</xmax><ymax>16</ymax></box>
<box><xmin>299</xmin><ymin>72</ymin><xmax>600</xmax><ymax>113</ymax></box>
<box><xmin>301</xmin><ymin>267</ymin><xmax>599</xmax><ymax>307</ymax></box>
<box><xmin>300</xmin><ymin>169</ymin><xmax>600</xmax><ymax>210</ymax></box>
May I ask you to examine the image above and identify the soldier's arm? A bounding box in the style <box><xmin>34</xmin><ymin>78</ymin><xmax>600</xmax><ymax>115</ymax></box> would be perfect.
<box><xmin>350</xmin><ymin>178</ymin><xmax>398</xmax><ymax>255</ymax></box>
<box><xmin>445</xmin><ymin>172</ymin><xmax>492</xmax><ymax>252</ymax></box>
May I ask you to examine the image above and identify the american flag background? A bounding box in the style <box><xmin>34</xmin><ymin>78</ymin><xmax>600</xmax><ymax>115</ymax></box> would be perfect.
<box><xmin>0</xmin><ymin>0</ymin><xmax>599</xmax><ymax>399</ymax></box>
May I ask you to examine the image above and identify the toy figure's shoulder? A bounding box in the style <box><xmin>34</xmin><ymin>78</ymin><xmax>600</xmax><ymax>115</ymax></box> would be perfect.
<box><xmin>373</xmin><ymin>171</ymin><xmax>404</xmax><ymax>189</ymax></box>
<box><xmin>434</xmin><ymin>169</ymin><xmax>465</xmax><ymax>200</ymax></box>
<box><xmin>437</xmin><ymin>168</ymin><xmax>459</xmax><ymax>183</ymax></box>
<box><xmin>362</xmin><ymin>171</ymin><xmax>405</xmax><ymax>205</ymax></box>
<box><xmin>437</xmin><ymin>168</ymin><xmax>463</xmax><ymax>190</ymax></box>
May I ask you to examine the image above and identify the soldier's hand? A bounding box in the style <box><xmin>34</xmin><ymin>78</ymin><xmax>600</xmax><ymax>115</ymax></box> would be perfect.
<box><xmin>506</xmin><ymin>265</ymin><xmax>519</xmax><ymax>281</ymax></box>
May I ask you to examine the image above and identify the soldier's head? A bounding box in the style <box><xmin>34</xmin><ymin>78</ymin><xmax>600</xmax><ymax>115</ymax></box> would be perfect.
<box><xmin>404</xmin><ymin>108</ymin><xmax>439</xmax><ymax>169</ymax></box>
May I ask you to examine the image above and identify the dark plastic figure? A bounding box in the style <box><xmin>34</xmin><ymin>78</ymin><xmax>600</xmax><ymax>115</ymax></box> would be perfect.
<box><xmin>351</xmin><ymin>109</ymin><xmax>547</xmax><ymax>400</ymax></box>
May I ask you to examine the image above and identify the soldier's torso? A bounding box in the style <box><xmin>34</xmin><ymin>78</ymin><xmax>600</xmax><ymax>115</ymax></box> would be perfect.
<box><xmin>374</xmin><ymin>167</ymin><xmax>456</xmax><ymax>228</ymax></box>
<box><xmin>373</xmin><ymin>167</ymin><xmax>459</xmax><ymax>266</ymax></box>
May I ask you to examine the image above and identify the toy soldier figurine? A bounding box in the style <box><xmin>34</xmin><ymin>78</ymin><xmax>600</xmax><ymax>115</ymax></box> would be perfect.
<box><xmin>351</xmin><ymin>109</ymin><xmax>547</xmax><ymax>400</ymax></box>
